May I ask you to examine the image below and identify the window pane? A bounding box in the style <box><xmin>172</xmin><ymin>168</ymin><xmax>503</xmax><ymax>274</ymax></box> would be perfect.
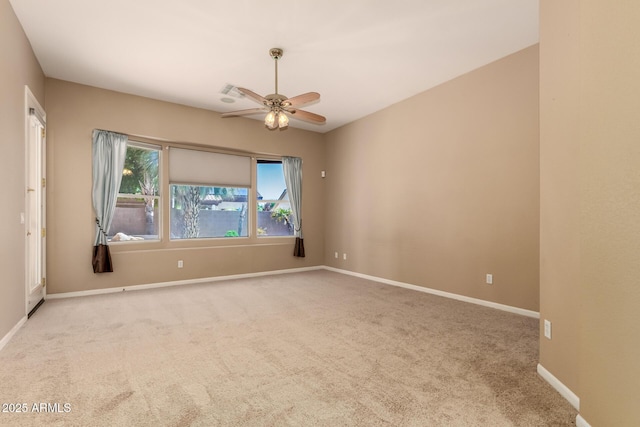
<box><xmin>113</xmin><ymin>143</ymin><xmax>161</xmax><ymax>242</ymax></box>
<box><xmin>257</xmin><ymin>161</ymin><xmax>288</xmax><ymax>201</ymax></box>
<box><xmin>120</xmin><ymin>145</ymin><xmax>159</xmax><ymax>196</ymax></box>
<box><xmin>257</xmin><ymin>202</ymin><xmax>294</xmax><ymax>236</ymax></box>
<box><xmin>110</xmin><ymin>197</ymin><xmax>159</xmax><ymax>241</ymax></box>
<box><xmin>257</xmin><ymin>161</ymin><xmax>293</xmax><ymax>237</ymax></box>
<box><xmin>170</xmin><ymin>185</ymin><xmax>248</xmax><ymax>239</ymax></box>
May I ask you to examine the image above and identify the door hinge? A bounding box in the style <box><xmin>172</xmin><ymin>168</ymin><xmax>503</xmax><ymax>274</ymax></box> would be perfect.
<box><xmin>41</xmin><ymin>228</ymin><xmax>46</xmax><ymax>238</ymax></box>
<box><xmin>42</xmin><ymin>178</ymin><xmax>46</xmax><ymax>188</ymax></box>
<box><xmin>41</xmin><ymin>128</ymin><xmax>46</xmax><ymax>139</ymax></box>
<box><xmin>42</xmin><ymin>277</ymin><xmax>46</xmax><ymax>288</ymax></box>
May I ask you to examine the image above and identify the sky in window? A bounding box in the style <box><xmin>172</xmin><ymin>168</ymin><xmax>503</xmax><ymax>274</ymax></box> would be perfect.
<box><xmin>257</xmin><ymin>163</ymin><xmax>286</xmax><ymax>200</ymax></box>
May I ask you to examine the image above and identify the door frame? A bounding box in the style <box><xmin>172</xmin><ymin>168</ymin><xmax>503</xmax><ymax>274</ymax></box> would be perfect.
<box><xmin>24</xmin><ymin>86</ymin><xmax>46</xmax><ymax>316</ymax></box>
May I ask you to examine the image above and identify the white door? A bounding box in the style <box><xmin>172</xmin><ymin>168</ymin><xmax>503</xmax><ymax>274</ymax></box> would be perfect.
<box><xmin>25</xmin><ymin>109</ymin><xmax>46</xmax><ymax>316</ymax></box>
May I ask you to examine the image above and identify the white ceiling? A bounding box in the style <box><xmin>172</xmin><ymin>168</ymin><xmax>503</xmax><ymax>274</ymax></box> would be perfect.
<box><xmin>10</xmin><ymin>0</ymin><xmax>539</xmax><ymax>133</ymax></box>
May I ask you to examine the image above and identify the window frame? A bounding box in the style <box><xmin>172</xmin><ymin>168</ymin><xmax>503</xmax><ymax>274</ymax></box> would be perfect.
<box><xmin>102</xmin><ymin>138</ymin><xmax>298</xmax><ymax>250</ymax></box>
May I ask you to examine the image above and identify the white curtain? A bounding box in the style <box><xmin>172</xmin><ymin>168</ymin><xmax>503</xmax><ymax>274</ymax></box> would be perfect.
<box><xmin>282</xmin><ymin>156</ymin><xmax>305</xmax><ymax>257</ymax></box>
<box><xmin>92</xmin><ymin>130</ymin><xmax>127</xmax><ymax>272</ymax></box>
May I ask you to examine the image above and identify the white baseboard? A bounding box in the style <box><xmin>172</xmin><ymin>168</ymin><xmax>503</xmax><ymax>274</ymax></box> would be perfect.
<box><xmin>576</xmin><ymin>414</ymin><xmax>591</xmax><ymax>427</ymax></box>
<box><xmin>47</xmin><ymin>265</ymin><xmax>539</xmax><ymax>319</ymax></box>
<box><xmin>537</xmin><ymin>363</ymin><xmax>580</xmax><ymax>410</ymax></box>
<box><xmin>46</xmin><ymin>266</ymin><xmax>324</xmax><ymax>299</ymax></box>
<box><xmin>0</xmin><ymin>316</ymin><xmax>27</xmax><ymax>352</ymax></box>
<box><xmin>323</xmin><ymin>266</ymin><xmax>540</xmax><ymax>319</ymax></box>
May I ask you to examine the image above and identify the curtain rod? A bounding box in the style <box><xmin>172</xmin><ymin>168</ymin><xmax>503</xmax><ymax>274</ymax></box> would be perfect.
<box><xmin>92</xmin><ymin>128</ymin><xmax>286</xmax><ymax>159</ymax></box>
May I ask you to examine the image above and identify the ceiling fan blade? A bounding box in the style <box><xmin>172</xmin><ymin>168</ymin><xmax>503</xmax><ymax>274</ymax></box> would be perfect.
<box><xmin>221</xmin><ymin>108</ymin><xmax>267</xmax><ymax>118</ymax></box>
<box><xmin>237</xmin><ymin>88</ymin><xmax>267</xmax><ymax>105</ymax></box>
<box><xmin>282</xmin><ymin>92</ymin><xmax>320</xmax><ymax>108</ymax></box>
<box><xmin>288</xmin><ymin>109</ymin><xmax>326</xmax><ymax>124</ymax></box>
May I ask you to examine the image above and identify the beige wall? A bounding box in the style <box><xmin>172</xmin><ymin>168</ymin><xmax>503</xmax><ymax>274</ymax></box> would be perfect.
<box><xmin>44</xmin><ymin>79</ymin><xmax>325</xmax><ymax>294</ymax></box>
<box><xmin>324</xmin><ymin>46</ymin><xmax>540</xmax><ymax>311</ymax></box>
<box><xmin>540</xmin><ymin>1</ymin><xmax>640</xmax><ymax>425</ymax></box>
<box><xmin>577</xmin><ymin>1</ymin><xmax>640</xmax><ymax>425</ymax></box>
<box><xmin>538</xmin><ymin>0</ymin><xmax>580</xmax><ymax>394</ymax></box>
<box><xmin>0</xmin><ymin>0</ymin><xmax>45</xmax><ymax>338</ymax></box>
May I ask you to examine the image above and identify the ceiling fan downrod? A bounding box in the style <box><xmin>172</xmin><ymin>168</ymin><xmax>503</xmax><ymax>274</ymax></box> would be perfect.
<box><xmin>270</xmin><ymin>48</ymin><xmax>283</xmax><ymax>95</ymax></box>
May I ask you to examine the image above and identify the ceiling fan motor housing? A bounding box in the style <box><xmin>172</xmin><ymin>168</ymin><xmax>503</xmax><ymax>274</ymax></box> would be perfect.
<box><xmin>265</xmin><ymin>93</ymin><xmax>288</xmax><ymax>110</ymax></box>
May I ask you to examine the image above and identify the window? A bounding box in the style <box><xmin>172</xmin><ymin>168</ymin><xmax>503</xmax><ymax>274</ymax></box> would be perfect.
<box><xmin>170</xmin><ymin>185</ymin><xmax>248</xmax><ymax>239</ymax></box>
<box><xmin>169</xmin><ymin>148</ymin><xmax>251</xmax><ymax>240</ymax></box>
<box><xmin>110</xmin><ymin>142</ymin><xmax>161</xmax><ymax>241</ymax></box>
<box><xmin>104</xmin><ymin>142</ymin><xmax>293</xmax><ymax>242</ymax></box>
<box><xmin>257</xmin><ymin>160</ymin><xmax>294</xmax><ymax>237</ymax></box>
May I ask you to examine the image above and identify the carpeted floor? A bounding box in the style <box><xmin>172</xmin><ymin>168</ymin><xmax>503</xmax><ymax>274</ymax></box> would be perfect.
<box><xmin>0</xmin><ymin>270</ymin><xmax>576</xmax><ymax>426</ymax></box>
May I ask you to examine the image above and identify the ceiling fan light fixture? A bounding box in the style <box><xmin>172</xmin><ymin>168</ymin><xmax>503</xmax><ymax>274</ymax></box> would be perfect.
<box><xmin>265</xmin><ymin>110</ymin><xmax>277</xmax><ymax>129</ymax></box>
<box><xmin>278</xmin><ymin>111</ymin><xmax>289</xmax><ymax>129</ymax></box>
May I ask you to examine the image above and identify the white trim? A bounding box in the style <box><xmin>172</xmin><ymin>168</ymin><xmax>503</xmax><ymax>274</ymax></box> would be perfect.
<box><xmin>537</xmin><ymin>363</ymin><xmax>580</xmax><ymax>410</ymax></box>
<box><xmin>24</xmin><ymin>86</ymin><xmax>47</xmax><ymax>316</ymax></box>
<box><xmin>25</xmin><ymin>86</ymin><xmax>46</xmax><ymax>123</ymax></box>
<box><xmin>0</xmin><ymin>316</ymin><xmax>27</xmax><ymax>352</ymax></box>
<box><xmin>46</xmin><ymin>266</ymin><xmax>324</xmax><ymax>299</ymax></box>
<box><xmin>323</xmin><ymin>266</ymin><xmax>540</xmax><ymax>319</ymax></box>
<box><xmin>576</xmin><ymin>414</ymin><xmax>591</xmax><ymax>427</ymax></box>
<box><xmin>48</xmin><ymin>265</ymin><xmax>540</xmax><ymax>318</ymax></box>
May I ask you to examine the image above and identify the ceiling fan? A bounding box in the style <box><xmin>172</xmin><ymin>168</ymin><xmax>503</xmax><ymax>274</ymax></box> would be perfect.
<box><xmin>221</xmin><ymin>48</ymin><xmax>326</xmax><ymax>130</ymax></box>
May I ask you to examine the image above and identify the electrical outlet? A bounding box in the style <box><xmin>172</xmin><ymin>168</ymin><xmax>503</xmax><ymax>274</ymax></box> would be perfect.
<box><xmin>486</xmin><ymin>274</ymin><xmax>493</xmax><ymax>285</ymax></box>
<box><xmin>544</xmin><ymin>319</ymin><xmax>552</xmax><ymax>339</ymax></box>
<box><xmin>178</xmin><ymin>260</ymin><xmax>184</xmax><ymax>268</ymax></box>
<box><xmin>334</xmin><ymin>252</ymin><xmax>338</xmax><ymax>259</ymax></box>
<box><xmin>343</xmin><ymin>253</ymin><xmax>347</xmax><ymax>260</ymax></box>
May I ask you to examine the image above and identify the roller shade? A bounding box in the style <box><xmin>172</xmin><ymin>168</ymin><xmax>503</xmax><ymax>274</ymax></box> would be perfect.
<box><xmin>169</xmin><ymin>148</ymin><xmax>250</xmax><ymax>187</ymax></box>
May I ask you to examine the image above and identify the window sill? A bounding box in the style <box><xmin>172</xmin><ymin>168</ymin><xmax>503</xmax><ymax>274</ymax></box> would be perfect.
<box><xmin>109</xmin><ymin>235</ymin><xmax>295</xmax><ymax>253</ymax></box>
